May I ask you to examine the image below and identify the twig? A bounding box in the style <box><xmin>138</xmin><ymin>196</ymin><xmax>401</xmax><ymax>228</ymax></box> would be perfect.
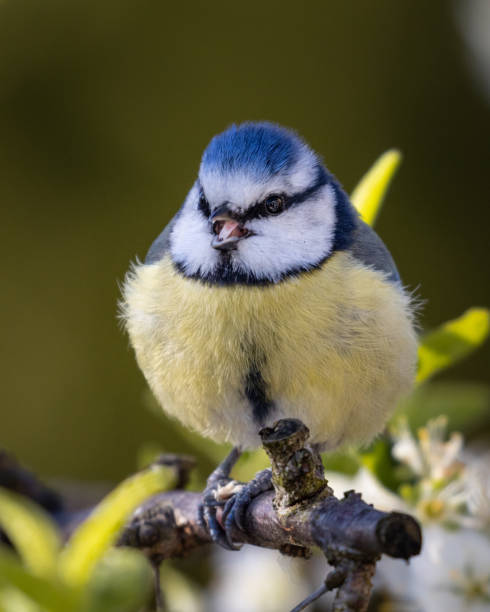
<box><xmin>290</xmin><ymin>583</ymin><xmax>329</xmax><ymax>612</ymax></box>
<box><xmin>152</xmin><ymin>560</ymin><xmax>165</xmax><ymax>612</ymax></box>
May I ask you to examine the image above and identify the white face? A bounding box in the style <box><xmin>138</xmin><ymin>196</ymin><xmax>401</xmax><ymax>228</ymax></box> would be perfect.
<box><xmin>169</xmin><ymin>156</ymin><xmax>338</xmax><ymax>284</ymax></box>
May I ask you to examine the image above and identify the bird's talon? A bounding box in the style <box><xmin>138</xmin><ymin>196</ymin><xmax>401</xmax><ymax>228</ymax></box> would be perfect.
<box><xmin>224</xmin><ymin>511</ymin><xmax>238</xmax><ymax>546</ymax></box>
<box><xmin>198</xmin><ymin>447</ymin><xmax>248</xmax><ymax>550</ymax></box>
<box><xmin>203</xmin><ymin>498</ymin><xmax>223</xmax><ymax>508</ymax></box>
<box><xmin>223</xmin><ymin>468</ymin><xmax>274</xmax><ymax>541</ymax></box>
<box><xmin>205</xmin><ymin>503</ymin><xmax>241</xmax><ymax>551</ymax></box>
<box><xmin>221</xmin><ymin>495</ymin><xmax>235</xmax><ymax>525</ymax></box>
<box><xmin>234</xmin><ymin>495</ymin><xmax>251</xmax><ymax>532</ymax></box>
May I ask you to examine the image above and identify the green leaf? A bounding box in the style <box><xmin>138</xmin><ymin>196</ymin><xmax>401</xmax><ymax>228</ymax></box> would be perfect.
<box><xmin>398</xmin><ymin>483</ymin><xmax>420</xmax><ymax>506</ymax></box>
<box><xmin>82</xmin><ymin>549</ymin><xmax>152</xmax><ymax>612</ymax></box>
<box><xmin>0</xmin><ymin>489</ymin><xmax>61</xmax><ymax>578</ymax></box>
<box><xmin>417</xmin><ymin>308</ymin><xmax>490</xmax><ymax>384</ymax></box>
<box><xmin>0</xmin><ymin>548</ymin><xmax>74</xmax><ymax>612</ymax></box>
<box><xmin>322</xmin><ymin>451</ymin><xmax>360</xmax><ymax>476</ymax></box>
<box><xmin>0</xmin><ymin>585</ymin><xmax>44</xmax><ymax>612</ymax></box>
<box><xmin>395</xmin><ymin>381</ymin><xmax>490</xmax><ymax>434</ymax></box>
<box><xmin>59</xmin><ymin>465</ymin><xmax>175</xmax><ymax>587</ymax></box>
<box><xmin>159</xmin><ymin>564</ymin><xmax>203</xmax><ymax>612</ymax></box>
<box><xmin>233</xmin><ymin>449</ymin><xmax>269</xmax><ymax>482</ymax></box>
<box><xmin>360</xmin><ymin>439</ymin><xmax>403</xmax><ymax>493</ymax></box>
<box><xmin>350</xmin><ymin>149</ymin><xmax>402</xmax><ymax>227</ymax></box>
<box><xmin>136</xmin><ymin>441</ymin><xmax>167</xmax><ymax>470</ymax></box>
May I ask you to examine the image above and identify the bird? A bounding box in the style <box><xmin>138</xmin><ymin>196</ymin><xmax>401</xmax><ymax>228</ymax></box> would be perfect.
<box><xmin>121</xmin><ymin>121</ymin><xmax>418</xmax><ymax>549</ymax></box>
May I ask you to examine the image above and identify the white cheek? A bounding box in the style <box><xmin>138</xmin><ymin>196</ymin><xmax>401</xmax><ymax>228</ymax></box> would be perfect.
<box><xmin>236</xmin><ymin>186</ymin><xmax>336</xmax><ymax>281</ymax></box>
<box><xmin>170</xmin><ymin>192</ymin><xmax>219</xmax><ymax>276</ymax></box>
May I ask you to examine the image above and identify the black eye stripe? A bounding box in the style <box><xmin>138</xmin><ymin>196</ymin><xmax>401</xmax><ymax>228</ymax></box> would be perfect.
<box><xmin>241</xmin><ymin>165</ymin><xmax>329</xmax><ymax>222</ymax></box>
<box><xmin>289</xmin><ymin>165</ymin><xmax>329</xmax><ymax>206</ymax></box>
<box><xmin>197</xmin><ymin>188</ymin><xmax>211</xmax><ymax>218</ymax></box>
<box><xmin>241</xmin><ymin>197</ymin><xmax>285</xmax><ymax>221</ymax></box>
<box><xmin>196</xmin><ymin>165</ymin><xmax>329</xmax><ymax>222</ymax></box>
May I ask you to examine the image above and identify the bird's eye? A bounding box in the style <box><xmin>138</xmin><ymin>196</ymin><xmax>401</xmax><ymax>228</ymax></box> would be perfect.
<box><xmin>264</xmin><ymin>195</ymin><xmax>285</xmax><ymax>215</ymax></box>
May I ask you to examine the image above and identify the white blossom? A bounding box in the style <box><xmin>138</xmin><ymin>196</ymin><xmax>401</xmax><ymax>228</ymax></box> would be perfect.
<box><xmin>465</xmin><ymin>451</ymin><xmax>490</xmax><ymax>530</ymax></box>
<box><xmin>410</xmin><ymin>526</ymin><xmax>490</xmax><ymax>611</ymax></box>
<box><xmin>390</xmin><ymin>417</ymin><xmax>489</xmax><ymax>528</ymax></box>
<box><xmin>327</xmin><ymin>468</ymin><xmax>407</xmax><ymax>513</ymax></box>
<box><xmin>208</xmin><ymin>545</ymin><xmax>311</xmax><ymax>612</ymax></box>
<box><xmin>392</xmin><ymin>416</ymin><xmax>464</xmax><ymax>482</ymax></box>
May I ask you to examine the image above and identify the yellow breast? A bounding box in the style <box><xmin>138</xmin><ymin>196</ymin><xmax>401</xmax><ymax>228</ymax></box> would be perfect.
<box><xmin>122</xmin><ymin>252</ymin><xmax>417</xmax><ymax>449</ymax></box>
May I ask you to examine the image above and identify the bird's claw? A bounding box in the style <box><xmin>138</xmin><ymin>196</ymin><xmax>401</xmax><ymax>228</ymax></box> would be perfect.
<box><xmin>221</xmin><ymin>468</ymin><xmax>273</xmax><ymax>545</ymax></box>
<box><xmin>198</xmin><ymin>478</ymin><xmax>243</xmax><ymax>551</ymax></box>
<box><xmin>199</xmin><ymin>469</ymin><xmax>273</xmax><ymax>550</ymax></box>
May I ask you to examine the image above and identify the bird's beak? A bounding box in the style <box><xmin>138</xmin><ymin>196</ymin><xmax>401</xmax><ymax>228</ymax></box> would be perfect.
<box><xmin>210</xmin><ymin>206</ymin><xmax>251</xmax><ymax>250</ymax></box>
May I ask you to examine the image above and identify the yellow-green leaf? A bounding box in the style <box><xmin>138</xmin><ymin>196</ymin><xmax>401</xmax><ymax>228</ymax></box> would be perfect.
<box><xmin>59</xmin><ymin>465</ymin><xmax>175</xmax><ymax>587</ymax></box>
<box><xmin>233</xmin><ymin>449</ymin><xmax>269</xmax><ymax>482</ymax></box>
<box><xmin>350</xmin><ymin>149</ymin><xmax>402</xmax><ymax>227</ymax></box>
<box><xmin>0</xmin><ymin>585</ymin><xmax>43</xmax><ymax>612</ymax></box>
<box><xmin>360</xmin><ymin>439</ymin><xmax>400</xmax><ymax>492</ymax></box>
<box><xmin>0</xmin><ymin>489</ymin><xmax>61</xmax><ymax>578</ymax></box>
<box><xmin>0</xmin><ymin>549</ymin><xmax>74</xmax><ymax>612</ymax></box>
<box><xmin>322</xmin><ymin>450</ymin><xmax>360</xmax><ymax>476</ymax></box>
<box><xmin>83</xmin><ymin>549</ymin><xmax>152</xmax><ymax>612</ymax></box>
<box><xmin>417</xmin><ymin>308</ymin><xmax>490</xmax><ymax>384</ymax></box>
<box><xmin>395</xmin><ymin>381</ymin><xmax>490</xmax><ymax>433</ymax></box>
<box><xmin>159</xmin><ymin>564</ymin><xmax>203</xmax><ymax>612</ymax></box>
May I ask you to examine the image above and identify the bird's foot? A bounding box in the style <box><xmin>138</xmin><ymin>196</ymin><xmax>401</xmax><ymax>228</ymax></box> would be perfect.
<box><xmin>198</xmin><ymin>476</ymin><xmax>244</xmax><ymax>550</ymax></box>
<box><xmin>199</xmin><ymin>467</ymin><xmax>274</xmax><ymax>550</ymax></box>
<box><xmin>198</xmin><ymin>447</ymin><xmax>243</xmax><ymax>550</ymax></box>
<box><xmin>220</xmin><ymin>468</ymin><xmax>273</xmax><ymax>548</ymax></box>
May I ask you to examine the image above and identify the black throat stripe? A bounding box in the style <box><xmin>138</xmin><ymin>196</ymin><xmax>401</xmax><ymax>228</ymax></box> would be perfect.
<box><xmin>244</xmin><ymin>365</ymin><xmax>274</xmax><ymax>426</ymax></box>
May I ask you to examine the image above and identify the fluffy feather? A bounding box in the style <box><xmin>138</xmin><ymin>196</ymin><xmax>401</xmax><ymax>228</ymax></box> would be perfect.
<box><xmin>121</xmin><ymin>251</ymin><xmax>418</xmax><ymax>449</ymax></box>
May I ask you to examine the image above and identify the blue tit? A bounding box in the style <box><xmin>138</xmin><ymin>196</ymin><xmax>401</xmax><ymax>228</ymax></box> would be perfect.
<box><xmin>121</xmin><ymin>122</ymin><xmax>418</xmax><ymax>548</ymax></box>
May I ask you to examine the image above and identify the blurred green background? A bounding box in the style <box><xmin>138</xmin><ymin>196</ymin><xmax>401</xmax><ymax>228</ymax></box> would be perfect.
<box><xmin>1</xmin><ymin>0</ymin><xmax>489</xmax><ymax>482</ymax></box>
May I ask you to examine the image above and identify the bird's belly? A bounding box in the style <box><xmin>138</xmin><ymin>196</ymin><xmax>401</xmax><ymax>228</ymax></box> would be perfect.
<box><xmin>123</xmin><ymin>253</ymin><xmax>418</xmax><ymax>449</ymax></box>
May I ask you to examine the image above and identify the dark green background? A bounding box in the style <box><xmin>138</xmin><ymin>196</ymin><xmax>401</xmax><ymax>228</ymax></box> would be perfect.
<box><xmin>2</xmin><ymin>1</ymin><xmax>489</xmax><ymax>481</ymax></box>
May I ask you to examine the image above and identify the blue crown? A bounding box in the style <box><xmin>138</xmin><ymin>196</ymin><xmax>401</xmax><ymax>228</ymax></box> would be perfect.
<box><xmin>201</xmin><ymin>122</ymin><xmax>310</xmax><ymax>180</ymax></box>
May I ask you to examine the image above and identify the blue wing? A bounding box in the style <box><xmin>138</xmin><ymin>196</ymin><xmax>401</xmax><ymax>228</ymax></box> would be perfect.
<box><xmin>348</xmin><ymin>218</ymin><xmax>401</xmax><ymax>284</ymax></box>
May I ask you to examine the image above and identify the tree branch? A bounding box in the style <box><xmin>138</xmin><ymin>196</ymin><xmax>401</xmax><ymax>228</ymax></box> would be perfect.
<box><xmin>119</xmin><ymin>419</ymin><xmax>422</xmax><ymax>611</ymax></box>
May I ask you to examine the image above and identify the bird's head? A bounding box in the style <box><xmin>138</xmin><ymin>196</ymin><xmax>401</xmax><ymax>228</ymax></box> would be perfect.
<box><xmin>170</xmin><ymin>122</ymin><xmax>357</xmax><ymax>284</ymax></box>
